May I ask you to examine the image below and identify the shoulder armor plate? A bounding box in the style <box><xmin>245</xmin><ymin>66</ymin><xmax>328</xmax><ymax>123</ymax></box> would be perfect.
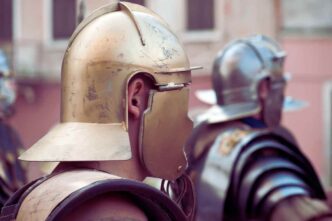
<box><xmin>194</xmin><ymin>126</ymin><xmax>325</xmax><ymax>221</ymax></box>
<box><xmin>1</xmin><ymin>170</ymin><xmax>187</xmax><ymax>221</ymax></box>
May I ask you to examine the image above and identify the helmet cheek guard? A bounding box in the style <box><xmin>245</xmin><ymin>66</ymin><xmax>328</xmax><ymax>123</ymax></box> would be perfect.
<box><xmin>261</xmin><ymin>76</ymin><xmax>286</xmax><ymax>128</ymax></box>
<box><xmin>139</xmin><ymin>87</ymin><xmax>193</xmax><ymax>180</ymax></box>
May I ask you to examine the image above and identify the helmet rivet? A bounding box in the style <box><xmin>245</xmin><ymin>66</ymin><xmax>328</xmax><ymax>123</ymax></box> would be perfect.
<box><xmin>177</xmin><ymin>165</ymin><xmax>183</xmax><ymax>172</ymax></box>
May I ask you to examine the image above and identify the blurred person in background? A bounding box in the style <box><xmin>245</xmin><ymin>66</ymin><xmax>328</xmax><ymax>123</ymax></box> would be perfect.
<box><xmin>186</xmin><ymin>35</ymin><xmax>332</xmax><ymax>221</ymax></box>
<box><xmin>0</xmin><ymin>49</ymin><xmax>27</xmax><ymax>208</ymax></box>
<box><xmin>0</xmin><ymin>2</ymin><xmax>197</xmax><ymax>221</ymax></box>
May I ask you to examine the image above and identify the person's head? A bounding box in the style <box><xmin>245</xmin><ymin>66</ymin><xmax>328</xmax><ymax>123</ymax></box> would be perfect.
<box><xmin>0</xmin><ymin>50</ymin><xmax>16</xmax><ymax>119</ymax></box>
<box><xmin>210</xmin><ymin>35</ymin><xmax>286</xmax><ymax>128</ymax></box>
<box><xmin>19</xmin><ymin>2</ymin><xmax>196</xmax><ymax>181</ymax></box>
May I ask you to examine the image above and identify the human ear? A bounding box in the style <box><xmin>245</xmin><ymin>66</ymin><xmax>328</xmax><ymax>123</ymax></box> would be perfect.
<box><xmin>128</xmin><ymin>78</ymin><xmax>145</xmax><ymax>120</ymax></box>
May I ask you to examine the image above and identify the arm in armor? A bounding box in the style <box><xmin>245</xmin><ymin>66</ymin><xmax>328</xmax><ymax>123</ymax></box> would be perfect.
<box><xmin>271</xmin><ymin>196</ymin><xmax>332</xmax><ymax>221</ymax></box>
<box><xmin>191</xmin><ymin>126</ymin><xmax>332</xmax><ymax>221</ymax></box>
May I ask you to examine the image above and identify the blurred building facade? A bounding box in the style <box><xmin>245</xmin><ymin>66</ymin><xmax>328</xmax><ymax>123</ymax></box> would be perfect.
<box><xmin>1</xmin><ymin>0</ymin><xmax>332</xmax><ymax>184</ymax></box>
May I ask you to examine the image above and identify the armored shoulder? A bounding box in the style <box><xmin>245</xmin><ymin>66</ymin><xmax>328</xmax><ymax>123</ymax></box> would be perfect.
<box><xmin>225</xmin><ymin>129</ymin><xmax>326</xmax><ymax>221</ymax></box>
<box><xmin>195</xmin><ymin>127</ymin><xmax>326</xmax><ymax>221</ymax></box>
<box><xmin>62</xmin><ymin>191</ymin><xmax>148</xmax><ymax>221</ymax></box>
<box><xmin>1</xmin><ymin>170</ymin><xmax>187</xmax><ymax>221</ymax></box>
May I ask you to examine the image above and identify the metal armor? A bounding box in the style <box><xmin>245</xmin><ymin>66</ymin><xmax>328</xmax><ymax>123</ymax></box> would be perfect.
<box><xmin>190</xmin><ymin>122</ymin><xmax>326</xmax><ymax>221</ymax></box>
<box><xmin>19</xmin><ymin>2</ymin><xmax>198</xmax><ymax>181</ymax></box>
<box><xmin>205</xmin><ymin>35</ymin><xmax>286</xmax><ymax>128</ymax></box>
<box><xmin>0</xmin><ymin>170</ymin><xmax>188</xmax><ymax>221</ymax></box>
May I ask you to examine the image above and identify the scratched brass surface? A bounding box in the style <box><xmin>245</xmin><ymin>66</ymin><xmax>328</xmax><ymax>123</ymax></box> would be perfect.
<box><xmin>140</xmin><ymin>88</ymin><xmax>193</xmax><ymax>180</ymax></box>
<box><xmin>19</xmin><ymin>123</ymin><xmax>131</xmax><ymax>161</ymax></box>
<box><xmin>16</xmin><ymin>170</ymin><xmax>120</xmax><ymax>221</ymax></box>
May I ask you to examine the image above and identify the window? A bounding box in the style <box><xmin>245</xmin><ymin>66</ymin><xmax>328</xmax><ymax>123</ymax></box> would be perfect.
<box><xmin>0</xmin><ymin>0</ymin><xmax>13</xmax><ymax>42</ymax></box>
<box><xmin>187</xmin><ymin>0</ymin><xmax>214</xmax><ymax>31</ymax></box>
<box><xmin>120</xmin><ymin>0</ymin><xmax>145</xmax><ymax>6</ymax></box>
<box><xmin>52</xmin><ymin>0</ymin><xmax>76</xmax><ymax>40</ymax></box>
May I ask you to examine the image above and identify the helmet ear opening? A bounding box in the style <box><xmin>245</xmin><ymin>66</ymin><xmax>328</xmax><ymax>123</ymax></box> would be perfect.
<box><xmin>126</xmin><ymin>72</ymin><xmax>156</xmax><ymax>130</ymax></box>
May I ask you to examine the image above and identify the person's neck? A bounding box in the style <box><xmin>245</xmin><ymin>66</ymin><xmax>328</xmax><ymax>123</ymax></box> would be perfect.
<box><xmin>97</xmin><ymin>158</ymin><xmax>147</xmax><ymax>181</ymax></box>
<box><xmin>55</xmin><ymin>157</ymin><xmax>147</xmax><ymax>181</ymax></box>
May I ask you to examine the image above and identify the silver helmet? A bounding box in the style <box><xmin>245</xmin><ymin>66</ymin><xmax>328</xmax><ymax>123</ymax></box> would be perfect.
<box><xmin>206</xmin><ymin>35</ymin><xmax>287</xmax><ymax>127</ymax></box>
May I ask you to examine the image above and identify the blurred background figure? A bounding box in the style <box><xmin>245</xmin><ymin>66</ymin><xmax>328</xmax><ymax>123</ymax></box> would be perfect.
<box><xmin>0</xmin><ymin>49</ymin><xmax>26</xmax><ymax>208</ymax></box>
<box><xmin>186</xmin><ymin>35</ymin><xmax>332</xmax><ymax>221</ymax></box>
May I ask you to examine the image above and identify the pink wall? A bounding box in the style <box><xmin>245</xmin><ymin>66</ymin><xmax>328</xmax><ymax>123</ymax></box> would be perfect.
<box><xmin>8</xmin><ymin>83</ymin><xmax>60</xmax><ymax>180</ymax></box>
<box><xmin>281</xmin><ymin>37</ymin><xmax>332</xmax><ymax>178</ymax></box>
<box><xmin>9</xmin><ymin>83</ymin><xmax>60</xmax><ymax>148</ymax></box>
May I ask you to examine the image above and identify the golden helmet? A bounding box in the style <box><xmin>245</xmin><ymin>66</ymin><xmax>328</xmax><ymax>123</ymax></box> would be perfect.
<box><xmin>20</xmin><ymin>2</ymin><xmax>198</xmax><ymax>180</ymax></box>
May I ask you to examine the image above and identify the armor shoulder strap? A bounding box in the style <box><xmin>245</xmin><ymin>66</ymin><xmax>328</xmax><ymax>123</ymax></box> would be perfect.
<box><xmin>11</xmin><ymin>170</ymin><xmax>187</xmax><ymax>221</ymax></box>
<box><xmin>186</xmin><ymin>120</ymin><xmax>248</xmax><ymax>167</ymax></box>
<box><xmin>194</xmin><ymin>125</ymin><xmax>252</xmax><ymax>221</ymax></box>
